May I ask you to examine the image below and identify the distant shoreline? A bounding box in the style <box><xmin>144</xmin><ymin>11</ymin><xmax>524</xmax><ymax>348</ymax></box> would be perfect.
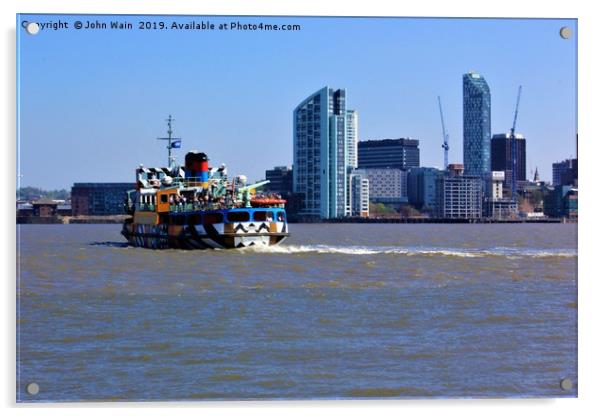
<box><xmin>320</xmin><ymin>217</ymin><xmax>568</xmax><ymax>224</ymax></box>
<box><xmin>16</xmin><ymin>216</ymin><xmax>571</xmax><ymax>225</ymax></box>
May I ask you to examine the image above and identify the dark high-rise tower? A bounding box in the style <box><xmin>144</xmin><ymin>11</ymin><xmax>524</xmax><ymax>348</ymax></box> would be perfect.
<box><xmin>463</xmin><ymin>72</ymin><xmax>491</xmax><ymax>177</ymax></box>
<box><xmin>552</xmin><ymin>158</ymin><xmax>578</xmax><ymax>186</ymax></box>
<box><xmin>491</xmin><ymin>133</ymin><xmax>526</xmax><ymax>191</ymax></box>
<box><xmin>357</xmin><ymin>138</ymin><xmax>420</xmax><ymax>170</ymax></box>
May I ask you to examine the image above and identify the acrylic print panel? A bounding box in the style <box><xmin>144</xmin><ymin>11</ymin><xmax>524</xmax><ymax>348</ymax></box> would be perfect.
<box><xmin>16</xmin><ymin>14</ymin><xmax>578</xmax><ymax>402</ymax></box>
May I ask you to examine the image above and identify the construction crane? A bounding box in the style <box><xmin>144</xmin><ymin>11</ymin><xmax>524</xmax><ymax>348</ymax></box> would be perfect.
<box><xmin>437</xmin><ymin>96</ymin><xmax>450</xmax><ymax>169</ymax></box>
<box><xmin>510</xmin><ymin>86</ymin><xmax>522</xmax><ymax>198</ymax></box>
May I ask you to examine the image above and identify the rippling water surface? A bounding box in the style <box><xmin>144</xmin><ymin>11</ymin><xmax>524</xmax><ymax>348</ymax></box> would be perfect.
<box><xmin>17</xmin><ymin>223</ymin><xmax>577</xmax><ymax>401</ymax></box>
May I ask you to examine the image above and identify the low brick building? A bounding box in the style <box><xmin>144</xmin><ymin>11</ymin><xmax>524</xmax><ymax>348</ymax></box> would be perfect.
<box><xmin>31</xmin><ymin>199</ymin><xmax>58</xmax><ymax>217</ymax></box>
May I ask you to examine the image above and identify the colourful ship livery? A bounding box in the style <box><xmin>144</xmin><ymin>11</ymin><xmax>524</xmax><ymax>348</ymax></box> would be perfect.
<box><xmin>121</xmin><ymin>117</ymin><xmax>289</xmax><ymax>249</ymax></box>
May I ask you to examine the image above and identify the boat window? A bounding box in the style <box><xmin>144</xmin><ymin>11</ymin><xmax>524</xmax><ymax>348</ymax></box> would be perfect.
<box><xmin>277</xmin><ymin>211</ymin><xmax>285</xmax><ymax>222</ymax></box>
<box><xmin>160</xmin><ymin>194</ymin><xmax>168</xmax><ymax>203</ymax></box>
<box><xmin>203</xmin><ymin>213</ymin><xmax>223</xmax><ymax>224</ymax></box>
<box><xmin>227</xmin><ymin>211</ymin><xmax>250</xmax><ymax>222</ymax></box>
<box><xmin>253</xmin><ymin>211</ymin><xmax>273</xmax><ymax>221</ymax></box>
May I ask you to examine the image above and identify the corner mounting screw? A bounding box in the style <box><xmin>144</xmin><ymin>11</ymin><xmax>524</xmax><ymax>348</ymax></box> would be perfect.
<box><xmin>26</xmin><ymin>382</ymin><xmax>39</xmax><ymax>395</ymax></box>
<box><xmin>559</xmin><ymin>27</ymin><xmax>572</xmax><ymax>39</ymax></box>
<box><xmin>560</xmin><ymin>378</ymin><xmax>573</xmax><ymax>391</ymax></box>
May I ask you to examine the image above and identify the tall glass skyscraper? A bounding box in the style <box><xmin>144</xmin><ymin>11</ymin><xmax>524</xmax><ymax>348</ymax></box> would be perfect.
<box><xmin>345</xmin><ymin>110</ymin><xmax>358</xmax><ymax>169</ymax></box>
<box><xmin>463</xmin><ymin>71</ymin><xmax>491</xmax><ymax>177</ymax></box>
<box><xmin>293</xmin><ymin>87</ymin><xmax>349</xmax><ymax>219</ymax></box>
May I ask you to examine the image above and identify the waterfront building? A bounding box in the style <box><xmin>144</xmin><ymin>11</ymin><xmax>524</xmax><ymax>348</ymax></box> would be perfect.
<box><xmin>463</xmin><ymin>71</ymin><xmax>491</xmax><ymax>177</ymax></box>
<box><xmin>31</xmin><ymin>199</ymin><xmax>58</xmax><ymax>217</ymax></box>
<box><xmin>435</xmin><ymin>167</ymin><xmax>483</xmax><ymax>219</ymax></box>
<box><xmin>447</xmin><ymin>163</ymin><xmax>465</xmax><ymax>176</ymax></box>
<box><xmin>348</xmin><ymin>172</ymin><xmax>370</xmax><ymax>217</ymax></box>
<box><xmin>17</xmin><ymin>199</ymin><xmax>71</xmax><ymax>224</ymax></box>
<box><xmin>407</xmin><ymin>167</ymin><xmax>445</xmax><ymax>212</ymax></box>
<box><xmin>71</xmin><ymin>183</ymin><xmax>134</xmax><ymax>216</ymax></box>
<box><xmin>264</xmin><ymin>166</ymin><xmax>293</xmax><ymax>195</ymax></box>
<box><xmin>483</xmin><ymin>171</ymin><xmax>518</xmax><ymax>219</ymax></box>
<box><xmin>552</xmin><ymin>158</ymin><xmax>578</xmax><ymax>186</ymax></box>
<box><xmin>491</xmin><ymin>133</ymin><xmax>527</xmax><ymax>192</ymax></box>
<box><xmin>357</xmin><ymin>138</ymin><xmax>420</xmax><ymax>170</ymax></box>
<box><xmin>57</xmin><ymin>203</ymin><xmax>72</xmax><ymax>216</ymax></box>
<box><xmin>16</xmin><ymin>202</ymin><xmax>33</xmax><ymax>218</ymax></box>
<box><xmin>293</xmin><ymin>87</ymin><xmax>353</xmax><ymax>219</ymax></box>
<box><xmin>346</xmin><ymin>110</ymin><xmax>358</xmax><ymax>169</ymax></box>
<box><xmin>483</xmin><ymin>198</ymin><xmax>518</xmax><ymax>219</ymax></box>
<box><xmin>517</xmin><ymin>179</ymin><xmax>548</xmax><ymax>213</ymax></box>
<box><xmin>354</xmin><ymin>168</ymin><xmax>407</xmax><ymax>204</ymax></box>
<box><xmin>17</xmin><ymin>200</ymin><xmax>70</xmax><ymax>217</ymax></box>
<box><xmin>544</xmin><ymin>185</ymin><xmax>578</xmax><ymax>219</ymax></box>
<box><xmin>343</xmin><ymin>110</ymin><xmax>359</xmax><ymax>216</ymax></box>
<box><xmin>564</xmin><ymin>188</ymin><xmax>578</xmax><ymax>220</ymax></box>
<box><xmin>485</xmin><ymin>171</ymin><xmax>505</xmax><ymax>200</ymax></box>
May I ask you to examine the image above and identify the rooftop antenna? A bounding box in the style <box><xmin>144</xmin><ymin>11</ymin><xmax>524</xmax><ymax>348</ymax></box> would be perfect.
<box><xmin>438</xmin><ymin>96</ymin><xmax>450</xmax><ymax>169</ymax></box>
<box><xmin>510</xmin><ymin>86</ymin><xmax>522</xmax><ymax>198</ymax></box>
<box><xmin>157</xmin><ymin>115</ymin><xmax>182</xmax><ymax>168</ymax></box>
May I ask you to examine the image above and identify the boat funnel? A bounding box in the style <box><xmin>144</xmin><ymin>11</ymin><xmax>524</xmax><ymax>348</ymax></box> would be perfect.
<box><xmin>184</xmin><ymin>151</ymin><xmax>209</xmax><ymax>187</ymax></box>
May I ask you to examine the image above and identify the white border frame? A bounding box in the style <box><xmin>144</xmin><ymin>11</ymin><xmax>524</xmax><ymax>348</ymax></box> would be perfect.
<box><xmin>3</xmin><ymin>1</ymin><xmax>599</xmax><ymax>415</ymax></box>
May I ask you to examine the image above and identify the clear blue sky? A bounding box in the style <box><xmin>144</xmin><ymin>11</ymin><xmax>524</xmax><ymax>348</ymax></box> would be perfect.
<box><xmin>17</xmin><ymin>15</ymin><xmax>577</xmax><ymax>189</ymax></box>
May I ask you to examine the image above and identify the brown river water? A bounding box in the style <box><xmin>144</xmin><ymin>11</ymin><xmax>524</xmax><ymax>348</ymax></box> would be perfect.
<box><xmin>16</xmin><ymin>223</ymin><xmax>577</xmax><ymax>401</ymax></box>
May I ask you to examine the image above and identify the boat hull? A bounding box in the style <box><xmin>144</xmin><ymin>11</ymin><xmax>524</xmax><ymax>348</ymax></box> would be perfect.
<box><xmin>121</xmin><ymin>220</ymin><xmax>289</xmax><ymax>249</ymax></box>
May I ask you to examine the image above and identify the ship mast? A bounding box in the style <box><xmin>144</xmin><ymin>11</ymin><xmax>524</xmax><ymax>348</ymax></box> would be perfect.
<box><xmin>157</xmin><ymin>115</ymin><xmax>181</xmax><ymax>168</ymax></box>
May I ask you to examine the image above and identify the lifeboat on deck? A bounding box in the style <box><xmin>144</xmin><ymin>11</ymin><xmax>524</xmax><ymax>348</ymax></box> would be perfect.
<box><xmin>250</xmin><ymin>197</ymin><xmax>287</xmax><ymax>207</ymax></box>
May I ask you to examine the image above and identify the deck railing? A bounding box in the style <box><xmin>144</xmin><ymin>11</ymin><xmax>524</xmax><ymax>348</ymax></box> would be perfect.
<box><xmin>169</xmin><ymin>202</ymin><xmax>228</xmax><ymax>212</ymax></box>
<box><xmin>136</xmin><ymin>201</ymin><xmax>283</xmax><ymax>213</ymax></box>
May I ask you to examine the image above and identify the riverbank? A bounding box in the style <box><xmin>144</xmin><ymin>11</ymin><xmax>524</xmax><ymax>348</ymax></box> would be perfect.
<box><xmin>322</xmin><ymin>217</ymin><xmax>566</xmax><ymax>224</ymax></box>
<box><xmin>16</xmin><ymin>215</ymin><xmax>570</xmax><ymax>224</ymax></box>
<box><xmin>17</xmin><ymin>215</ymin><xmax>131</xmax><ymax>224</ymax></box>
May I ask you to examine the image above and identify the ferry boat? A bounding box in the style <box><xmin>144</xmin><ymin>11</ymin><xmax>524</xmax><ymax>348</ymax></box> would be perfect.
<box><xmin>121</xmin><ymin>116</ymin><xmax>289</xmax><ymax>249</ymax></box>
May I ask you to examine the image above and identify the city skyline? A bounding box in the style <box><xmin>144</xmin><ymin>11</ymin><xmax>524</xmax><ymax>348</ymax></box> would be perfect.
<box><xmin>18</xmin><ymin>15</ymin><xmax>577</xmax><ymax>189</ymax></box>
